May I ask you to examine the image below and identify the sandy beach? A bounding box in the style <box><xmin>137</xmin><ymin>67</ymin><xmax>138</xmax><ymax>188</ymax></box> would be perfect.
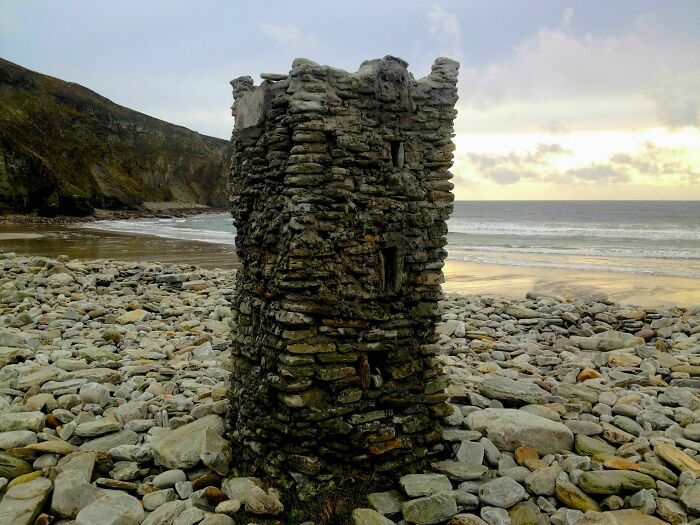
<box><xmin>443</xmin><ymin>260</ymin><xmax>700</xmax><ymax>308</ymax></box>
<box><xmin>2</xmin><ymin>221</ymin><xmax>699</xmax><ymax>308</ymax></box>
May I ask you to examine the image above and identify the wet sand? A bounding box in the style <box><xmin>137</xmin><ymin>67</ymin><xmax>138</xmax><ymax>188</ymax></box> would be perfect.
<box><xmin>2</xmin><ymin>222</ymin><xmax>698</xmax><ymax>307</ymax></box>
<box><xmin>442</xmin><ymin>260</ymin><xmax>700</xmax><ymax>307</ymax></box>
<box><xmin>0</xmin><ymin>223</ymin><xmax>237</xmax><ymax>270</ymax></box>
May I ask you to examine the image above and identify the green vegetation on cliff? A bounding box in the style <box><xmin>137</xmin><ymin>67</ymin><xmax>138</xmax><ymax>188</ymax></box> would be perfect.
<box><xmin>0</xmin><ymin>58</ymin><xmax>230</xmax><ymax>216</ymax></box>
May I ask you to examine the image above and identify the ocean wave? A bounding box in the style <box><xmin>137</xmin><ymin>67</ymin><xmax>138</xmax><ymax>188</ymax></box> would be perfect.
<box><xmin>83</xmin><ymin>218</ymin><xmax>237</xmax><ymax>246</ymax></box>
<box><xmin>448</xmin><ymin>254</ymin><xmax>700</xmax><ymax>279</ymax></box>
<box><xmin>448</xmin><ymin>245</ymin><xmax>700</xmax><ymax>260</ymax></box>
<box><xmin>447</xmin><ymin>220</ymin><xmax>700</xmax><ymax>241</ymax></box>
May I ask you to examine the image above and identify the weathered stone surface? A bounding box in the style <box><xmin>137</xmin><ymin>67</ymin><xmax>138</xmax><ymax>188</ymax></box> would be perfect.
<box><xmin>0</xmin><ymin>476</ymin><xmax>52</xmax><ymax>525</ymax></box>
<box><xmin>679</xmin><ymin>483</ymin><xmax>700</xmax><ymax>515</ymax></box>
<box><xmin>555</xmin><ymin>481</ymin><xmax>600</xmax><ymax>512</ymax></box>
<box><xmin>525</xmin><ymin>465</ymin><xmax>561</xmax><ymax>496</ymax></box>
<box><xmin>479</xmin><ymin>477</ymin><xmax>527</xmax><ymax>508</ymax></box>
<box><xmin>402</xmin><ymin>492</ymin><xmax>458</xmax><ymax>524</ymax></box>
<box><xmin>368</xmin><ymin>490</ymin><xmax>404</xmax><ymax>515</ymax></box>
<box><xmin>656</xmin><ymin>498</ymin><xmax>687</xmax><ymax>525</ymax></box>
<box><xmin>75</xmin><ymin>490</ymin><xmax>144</xmax><ymax>525</ymax></box>
<box><xmin>654</xmin><ymin>442</ymin><xmax>700</xmax><ymax>475</ymax></box>
<box><xmin>243</xmin><ymin>486</ymin><xmax>284</xmax><ymax>515</ymax></box>
<box><xmin>508</xmin><ymin>500</ymin><xmax>541</xmax><ymax>525</ymax></box>
<box><xmin>353</xmin><ymin>508</ymin><xmax>397</xmax><ymax>525</ymax></box>
<box><xmin>449</xmin><ymin>514</ymin><xmax>489</xmax><ymax>525</ymax></box>
<box><xmin>141</xmin><ymin>500</ymin><xmax>187</xmax><ymax>525</ymax></box>
<box><xmin>478</xmin><ymin>378</ymin><xmax>550</xmax><ymax>405</ymax></box>
<box><xmin>0</xmin><ymin>453</ymin><xmax>33</xmax><ymax>479</ymax></box>
<box><xmin>577</xmin><ymin>471</ymin><xmax>656</xmax><ymax>495</ymax></box>
<box><xmin>50</xmin><ymin>452</ymin><xmax>99</xmax><ymax>518</ymax></box>
<box><xmin>466</xmin><ymin>409</ymin><xmax>574</xmax><ymax>455</ymax></box>
<box><xmin>575</xmin><ymin>510</ymin><xmax>668</xmax><ymax>525</ymax></box>
<box><xmin>431</xmin><ymin>460</ymin><xmax>489</xmax><ymax>481</ymax></box>
<box><xmin>400</xmin><ymin>473</ymin><xmax>453</xmax><ymax>497</ymax></box>
<box><xmin>0</xmin><ymin>412</ymin><xmax>45</xmax><ymax>432</ymax></box>
<box><xmin>0</xmin><ymin>430</ymin><xmax>38</xmax><ymax>449</ymax></box>
<box><xmin>229</xmin><ymin>56</ymin><xmax>460</xmax><ymax>479</ymax></box>
<box><xmin>151</xmin><ymin>415</ymin><xmax>224</xmax><ymax>470</ymax></box>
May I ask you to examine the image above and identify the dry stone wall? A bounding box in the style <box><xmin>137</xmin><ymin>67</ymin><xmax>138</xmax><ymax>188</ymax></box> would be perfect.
<box><xmin>228</xmin><ymin>56</ymin><xmax>459</xmax><ymax>483</ymax></box>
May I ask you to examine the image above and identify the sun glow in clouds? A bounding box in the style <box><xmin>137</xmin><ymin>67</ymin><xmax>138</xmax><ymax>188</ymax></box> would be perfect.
<box><xmin>451</xmin><ymin>128</ymin><xmax>700</xmax><ymax>200</ymax></box>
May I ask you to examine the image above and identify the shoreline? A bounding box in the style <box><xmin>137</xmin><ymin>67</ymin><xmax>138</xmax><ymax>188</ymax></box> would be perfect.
<box><xmin>1</xmin><ymin>217</ymin><xmax>699</xmax><ymax>307</ymax></box>
<box><xmin>0</xmin><ymin>203</ymin><xmax>227</xmax><ymax>226</ymax></box>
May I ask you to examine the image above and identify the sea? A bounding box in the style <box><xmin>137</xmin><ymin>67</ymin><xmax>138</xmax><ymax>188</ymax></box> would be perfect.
<box><xmin>85</xmin><ymin>201</ymin><xmax>700</xmax><ymax>281</ymax></box>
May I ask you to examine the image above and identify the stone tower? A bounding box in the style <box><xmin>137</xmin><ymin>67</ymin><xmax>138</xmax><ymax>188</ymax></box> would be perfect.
<box><xmin>229</xmin><ymin>56</ymin><xmax>459</xmax><ymax>483</ymax></box>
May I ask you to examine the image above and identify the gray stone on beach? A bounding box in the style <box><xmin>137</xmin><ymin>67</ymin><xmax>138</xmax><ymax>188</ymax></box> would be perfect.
<box><xmin>478</xmin><ymin>377</ymin><xmax>550</xmax><ymax>405</ymax></box>
<box><xmin>400</xmin><ymin>473</ymin><xmax>453</xmax><ymax>497</ymax></box>
<box><xmin>457</xmin><ymin>441</ymin><xmax>485</xmax><ymax>466</ymax></box>
<box><xmin>0</xmin><ymin>430</ymin><xmax>37</xmax><ymax>449</ymax></box>
<box><xmin>75</xmin><ymin>490</ymin><xmax>144</xmax><ymax>525</ymax></box>
<box><xmin>0</xmin><ymin>411</ymin><xmax>45</xmax><ymax>432</ymax></box>
<box><xmin>80</xmin><ymin>429</ymin><xmax>138</xmax><ymax>451</ymax></box>
<box><xmin>141</xmin><ymin>500</ymin><xmax>187</xmax><ymax>525</ymax></box>
<box><xmin>467</xmin><ymin>408</ymin><xmax>574</xmax><ymax>455</ymax></box>
<box><xmin>353</xmin><ymin>508</ymin><xmax>397</xmax><ymax>525</ymax></box>
<box><xmin>143</xmin><ymin>488</ymin><xmax>177</xmax><ymax>511</ymax></box>
<box><xmin>479</xmin><ymin>477</ymin><xmax>527</xmax><ymax>508</ymax></box>
<box><xmin>151</xmin><ymin>414</ymin><xmax>225</xmax><ymax>470</ymax></box>
<box><xmin>577</xmin><ymin>471</ymin><xmax>656</xmax><ymax>495</ymax></box>
<box><xmin>153</xmin><ymin>469</ymin><xmax>187</xmax><ymax>488</ymax></box>
<box><xmin>0</xmin><ymin>476</ymin><xmax>53</xmax><ymax>525</ymax></box>
<box><xmin>480</xmin><ymin>506</ymin><xmax>511</xmax><ymax>525</ymax></box>
<box><xmin>368</xmin><ymin>490</ymin><xmax>404</xmax><ymax>515</ymax></box>
<box><xmin>402</xmin><ymin>492</ymin><xmax>458</xmax><ymax>524</ymax></box>
<box><xmin>525</xmin><ymin>465</ymin><xmax>561</xmax><ymax>496</ymax></box>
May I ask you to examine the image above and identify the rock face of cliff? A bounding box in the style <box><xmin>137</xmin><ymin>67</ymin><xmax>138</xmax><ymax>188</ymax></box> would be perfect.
<box><xmin>0</xmin><ymin>58</ymin><xmax>230</xmax><ymax>216</ymax></box>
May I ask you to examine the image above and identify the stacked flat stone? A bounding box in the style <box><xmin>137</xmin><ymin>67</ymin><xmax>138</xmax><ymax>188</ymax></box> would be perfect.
<box><xmin>228</xmin><ymin>56</ymin><xmax>460</xmax><ymax>481</ymax></box>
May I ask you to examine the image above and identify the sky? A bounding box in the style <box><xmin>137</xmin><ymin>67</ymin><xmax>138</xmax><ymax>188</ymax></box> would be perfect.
<box><xmin>1</xmin><ymin>0</ymin><xmax>699</xmax><ymax>200</ymax></box>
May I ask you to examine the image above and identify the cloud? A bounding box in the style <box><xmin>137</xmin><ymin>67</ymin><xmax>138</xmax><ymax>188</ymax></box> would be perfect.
<box><xmin>0</xmin><ymin>1</ymin><xmax>22</xmax><ymax>36</ymax></box>
<box><xmin>653</xmin><ymin>92</ymin><xmax>699</xmax><ymax>128</ymax></box>
<box><xmin>463</xmin><ymin>142</ymin><xmax>570</xmax><ymax>185</ymax></box>
<box><xmin>259</xmin><ymin>22</ymin><xmax>315</xmax><ymax>49</ymax></box>
<box><xmin>459</xmin><ymin>139</ymin><xmax>699</xmax><ymax>187</ymax></box>
<box><xmin>562</xmin><ymin>7</ymin><xmax>574</xmax><ymax>30</ymax></box>
<box><xmin>610</xmin><ymin>142</ymin><xmax>700</xmax><ymax>182</ymax></box>
<box><xmin>565</xmin><ymin>165</ymin><xmax>629</xmax><ymax>183</ymax></box>
<box><xmin>488</xmin><ymin>169</ymin><xmax>524</xmax><ymax>185</ymax></box>
<box><xmin>428</xmin><ymin>2</ymin><xmax>462</xmax><ymax>62</ymax></box>
<box><xmin>455</xmin><ymin>8</ymin><xmax>700</xmax><ymax>131</ymax></box>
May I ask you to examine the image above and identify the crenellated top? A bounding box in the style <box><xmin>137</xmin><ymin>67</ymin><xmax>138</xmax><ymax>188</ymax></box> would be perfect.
<box><xmin>230</xmin><ymin>56</ymin><xmax>459</xmax><ymax>130</ymax></box>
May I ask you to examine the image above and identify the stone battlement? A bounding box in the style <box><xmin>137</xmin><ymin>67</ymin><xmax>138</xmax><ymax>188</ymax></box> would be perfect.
<box><xmin>228</xmin><ymin>56</ymin><xmax>459</xmax><ymax>484</ymax></box>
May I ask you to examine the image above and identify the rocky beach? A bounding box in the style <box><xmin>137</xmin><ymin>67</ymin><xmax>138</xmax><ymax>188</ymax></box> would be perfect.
<box><xmin>0</xmin><ymin>251</ymin><xmax>697</xmax><ymax>524</ymax></box>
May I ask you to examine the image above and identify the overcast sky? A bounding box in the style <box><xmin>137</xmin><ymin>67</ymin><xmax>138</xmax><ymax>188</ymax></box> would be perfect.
<box><xmin>2</xmin><ymin>0</ymin><xmax>699</xmax><ymax>199</ymax></box>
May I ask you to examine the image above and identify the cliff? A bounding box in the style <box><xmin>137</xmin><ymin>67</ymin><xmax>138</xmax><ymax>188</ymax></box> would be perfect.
<box><xmin>0</xmin><ymin>58</ymin><xmax>230</xmax><ymax>216</ymax></box>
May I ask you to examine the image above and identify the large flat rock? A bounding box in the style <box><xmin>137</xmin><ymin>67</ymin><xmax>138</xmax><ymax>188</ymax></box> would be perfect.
<box><xmin>466</xmin><ymin>408</ymin><xmax>573</xmax><ymax>455</ymax></box>
<box><xmin>0</xmin><ymin>476</ymin><xmax>52</xmax><ymax>525</ymax></box>
<box><xmin>151</xmin><ymin>415</ymin><xmax>225</xmax><ymax>470</ymax></box>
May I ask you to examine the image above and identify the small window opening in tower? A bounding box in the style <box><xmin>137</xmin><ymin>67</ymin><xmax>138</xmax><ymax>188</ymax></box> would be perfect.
<box><xmin>389</xmin><ymin>140</ymin><xmax>404</xmax><ymax>169</ymax></box>
<box><xmin>382</xmin><ymin>246</ymin><xmax>402</xmax><ymax>293</ymax></box>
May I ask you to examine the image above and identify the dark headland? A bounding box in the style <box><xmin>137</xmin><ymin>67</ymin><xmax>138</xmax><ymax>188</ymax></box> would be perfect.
<box><xmin>0</xmin><ymin>58</ymin><xmax>229</xmax><ymax>218</ymax></box>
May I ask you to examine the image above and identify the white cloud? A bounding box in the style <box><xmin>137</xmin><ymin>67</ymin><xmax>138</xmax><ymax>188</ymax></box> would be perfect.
<box><xmin>428</xmin><ymin>2</ymin><xmax>462</xmax><ymax>62</ymax></box>
<box><xmin>458</xmin><ymin>136</ymin><xmax>700</xmax><ymax>188</ymax></box>
<box><xmin>562</xmin><ymin>7</ymin><xmax>574</xmax><ymax>30</ymax></box>
<box><xmin>455</xmin><ymin>9</ymin><xmax>700</xmax><ymax>132</ymax></box>
<box><xmin>259</xmin><ymin>22</ymin><xmax>315</xmax><ymax>49</ymax></box>
<box><xmin>653</xmin><ymin>90</ymin><xmax>699</xmax><ymax>128</ymax></box>
<box><xmin>0</xmin><ymin>1</ymin><xmax>22</xmax><ymax>36</ymax></box>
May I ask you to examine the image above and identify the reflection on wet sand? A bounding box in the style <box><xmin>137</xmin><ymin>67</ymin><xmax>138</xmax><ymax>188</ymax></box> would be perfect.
<box><xmin>2</xmin><ymin>223</ymin><xmax>699</xmax><ymax>307</ymax></box>
<box><xmin>0</xmin><ymin>224</ymin><xmax>238</xmax><ymax>270</ymax></box>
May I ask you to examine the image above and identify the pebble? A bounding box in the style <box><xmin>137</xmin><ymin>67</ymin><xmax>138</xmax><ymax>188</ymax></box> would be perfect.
<box><xmin>0</xmin><ymin>252</ymin><xmax>699</xmax><ymax>524</ymax></box>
